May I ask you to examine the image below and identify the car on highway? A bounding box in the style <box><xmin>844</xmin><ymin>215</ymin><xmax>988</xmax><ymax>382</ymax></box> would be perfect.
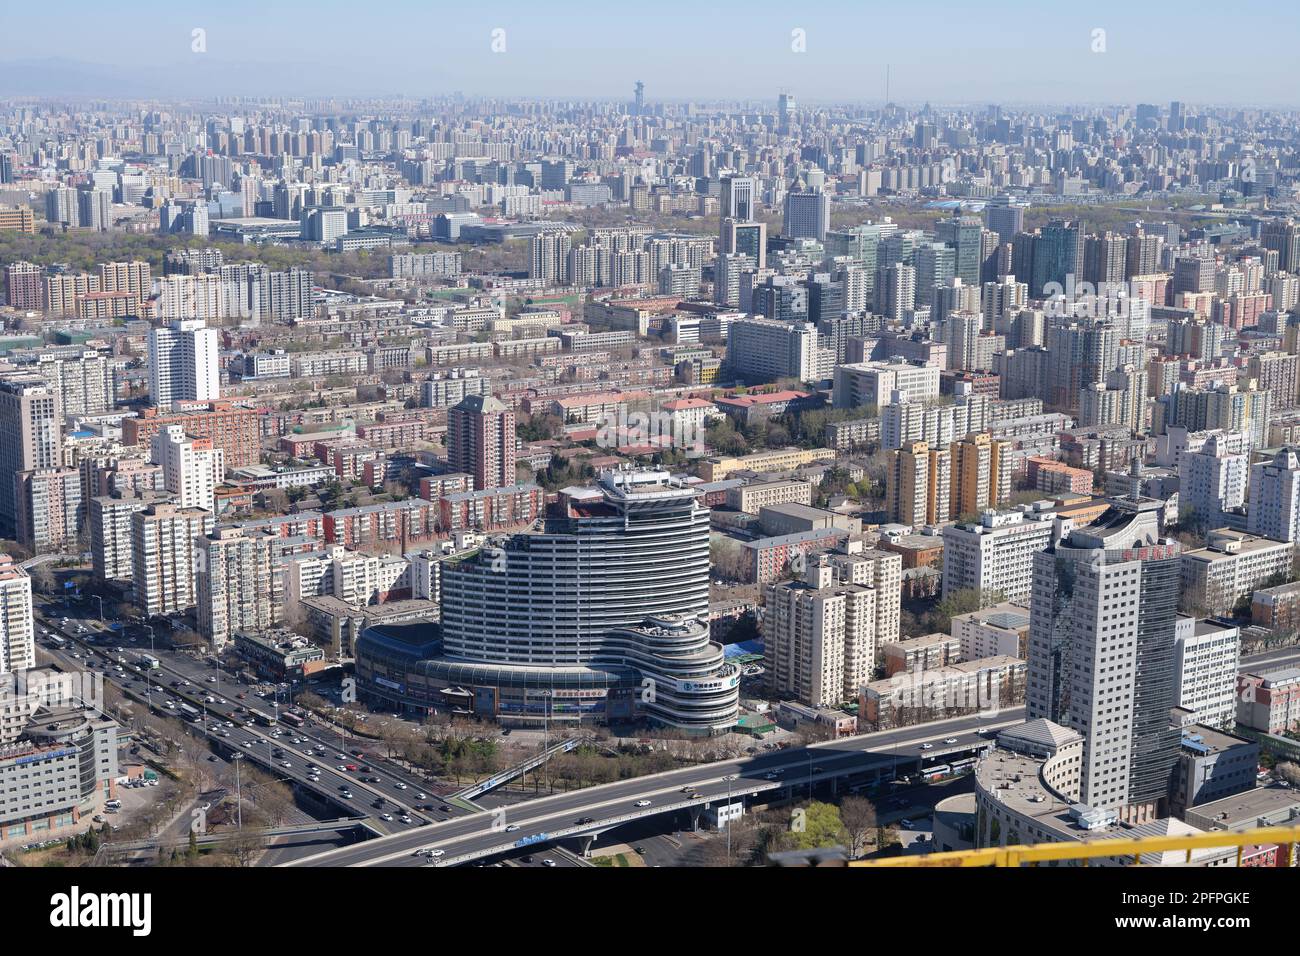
<box><xmin>399</xmin><ymin>815</ymin><xmax>413</xmax><ymax>824</ymax></box>
<box><xmin>764</xmin><ymin>771</ymin><xmax>781</xmax><ymax>780</ymax></box>
<box><xmin>380</xmin><ymin>813</ymin><xmax>394</xmax><ymax>821</ymax></box>
<box><xmin>575</xmin><ymin>816</ymin><xmax>595</xmax><ymax>825</ymax></box>
<box><xmin>634</xmin><ymin>800</ymin><xmax>652</xmax><ymax>808</ymax></box>
<box><xmin>415</xmin><ymin>791</ymin><xmax>427</xmax><ymax>800</ymax></box>
<box><xmin>943</xmin><ymin>738</ymin><xmax>957</xmax><ymax>744</ymax></box>
<box><xmin>340</xmin><ymin>791</ymin><xmax>353</xmax><ymax>799</ymax></box>
<box><xmin>900</xmin><ymin>819</ymin><xmax>915</xmax><ymax>829</ymax></box>
<box><xmin>542</xmin><ymin>859</ymin><xmax>556</xmax><ymax>867</ymax></box>
<box><xmin>394</xmin><ymin>782</ymin><xmax>407</xmax><ymax>790</ymax></box>
<box><xmin>439</xmin><ymin>805</ymin><xmax>453</xmax><ymax>813</ymax></box>
<box><xmin>505</xmin><ymin>824</ymin><xmax>520</xmax><ymax>832</ymax></box>
<box><xmin>280</xmin><ymin>761</ymin><xmax>292</xmax><ymax>768</ymax></box>
<box><xmin>919</xmin><ymin>743</ymin><xmax>933</xmax><ymax>750</ymax></box>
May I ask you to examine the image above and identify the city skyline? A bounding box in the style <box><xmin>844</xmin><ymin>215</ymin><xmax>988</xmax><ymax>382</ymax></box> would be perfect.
<box><xmin>1</xmin><ymin>0</ymin><xmax>1299</xmax><ymax>892</ymax></box>
<box><xmin>2</xmin><ymin>1</ymin><xmax>1300</xmax><ymax>106</ymax></box>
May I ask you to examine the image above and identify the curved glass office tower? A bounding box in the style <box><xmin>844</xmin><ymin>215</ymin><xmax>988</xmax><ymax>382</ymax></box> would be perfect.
<box><xmin>440</xmin><ymin>469</ymin><xmax>711</xmax><ymax>665</ymax></box>
<box><xmin>358</xmin><ymin>470</ymin><xmax>738</xmax><ymax>732</ymax></box>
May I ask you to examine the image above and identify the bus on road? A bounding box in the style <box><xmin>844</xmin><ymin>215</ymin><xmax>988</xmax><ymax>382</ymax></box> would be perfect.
<box><xmin>253</xmin><ymin>711</ymin><xmax>277</xmax><ymax>727</ymax></box>
<box><xmin>280</xmin><ymin>712</ymin><xmax>304</xmax><ymax>728</ymax></box>
<box><xmin>178</xmin><ymin>703</ymin><xmax>201</xmax><ymax>722</ymax></box>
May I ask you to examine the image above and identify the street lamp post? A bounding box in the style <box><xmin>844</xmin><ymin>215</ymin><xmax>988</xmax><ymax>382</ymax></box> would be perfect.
<box><xmin>232</xmin><ymin>754</ymin><xmax>243</xmax><ymax>830</ymax></box>
<box><xmin>538</xmin><ymin>690</ymin><xmax>553</xmax><ymax>793</ymax></box>
<box><xmin>135</xmin><ymin>619</ymin><xmax>156</xmax><ymax>699</ymax></box>
<box><xmin>725</xmin><ymin>774</ymin><xmax>738</xmax><ymax>862</ymax></box>
<box><xmin>93</xmin><ymin>595</ymin><xmax>104</xmax><ymax>623</ymax></box>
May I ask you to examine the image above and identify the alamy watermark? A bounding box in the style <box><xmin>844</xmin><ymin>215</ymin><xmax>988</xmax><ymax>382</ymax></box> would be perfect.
<box><xmin>1042</xmin><ymin>274</ymin><xmax>1155</xmax><ymax>321</ymax></box>
<box><xmin>0</xmin><ymin>668</ymin><xmax>105</xmax><ymax>714</ymax></box>
<box><xmin>594</xmin><ymin>409</ymin><xmax>705</xmax><ymax>456</ymax></box>
<box><xmin>871</xmin><ymin>667</ymin><xmax>1007</xmax><ymax>719</ymax></box>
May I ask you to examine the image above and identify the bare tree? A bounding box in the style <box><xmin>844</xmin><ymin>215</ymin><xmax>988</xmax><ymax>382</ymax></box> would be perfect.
<box><xmin>840</xmin><ymin>796</ymin><xmax>878</xmax><ymax>859</ymax></box>
<box><xmin>1276</xmin><ymin>762</ymin><xmax>1300</xmax><ymax>787</ymax></box>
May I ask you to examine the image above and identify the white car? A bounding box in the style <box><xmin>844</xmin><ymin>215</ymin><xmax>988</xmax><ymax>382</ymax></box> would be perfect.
<box><xmin>505</xmin><ymin>824</ymin><xmax>520</xmax><ymax>832</ymax></box>
<box><xmin>943</xmin><ymin>738</ymin><xmax>957</xmax><ymax>744</ymax></box>
<box><xmin>394</xmin><ymin>782</ymin><xmax>408</xmax><ymax>790</ymax></box>
<box><xmin>634</xmin><ymin>799</ymin><xmax>652</xmax><ymax>808</ymax></box>
<box><xmin>280</xmin><ymin>761</ymin><xmax>292</xmax><ymax>768</ymax></box>
<box><xmin>919</xmin><ymin>743</ymin><xmax>933</xmax><ymax>750</ymax></box>
<box><xmin>427</xmin><ymin>849</ymin><xmax>444</xmax><ymax>858</ymax></box>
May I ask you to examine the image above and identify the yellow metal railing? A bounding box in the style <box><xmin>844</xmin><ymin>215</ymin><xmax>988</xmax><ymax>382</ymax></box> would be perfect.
<box><xmin>852</xmin><ymin>824</ymin><xmax>1300</xmax><ymax>867</ymax></box>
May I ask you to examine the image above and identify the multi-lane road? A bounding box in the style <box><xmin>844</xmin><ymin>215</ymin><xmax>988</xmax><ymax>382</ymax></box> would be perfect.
<box><xmin>35</xmin><ymin>598</ymin><xmax>461</xmax><ymax>836</ymax></box>
<box><xmin>284</xmin><ymin>641</ymin><xmax>1298</xmax><ymax>868</ymax></box>
<box><xmin>287</xmin><ymin>708</ymin><xmax>1022</xmax><ymax>867</ymax></box>
<box><xmin>38</xmin><ymin>590</ymin><xmax>1300</xmax><ymax>868</ymax></box>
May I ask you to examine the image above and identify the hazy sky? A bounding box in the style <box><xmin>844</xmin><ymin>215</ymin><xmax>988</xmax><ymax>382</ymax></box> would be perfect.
<box><xmin>2</xmin><ymin>0</ymin><xmax>1298</xmax><ymax>107</ymax></box>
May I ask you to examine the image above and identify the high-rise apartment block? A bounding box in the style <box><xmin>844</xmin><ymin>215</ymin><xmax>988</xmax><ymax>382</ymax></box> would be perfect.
<box><xmin>447</xmin><ymin>395</ymin><xmax>516</xmax><ymax>492</ymax></box>
<box><xmin>151</xmin><ymin>425</ymin><xmax>224</xmax><ymax>513</ymax></box>
<box><xmin>0</xmin><ymin>554</ymin><xmax>34</xmax><ymax>675</ymax></box>
<box><xmin>1027</xmin><ymin>498</ymin><xmax>1182</xmax><ymax>820</ymax></box>
<box><xmin>764</xmin><ymin>559</ymin><xmax>877</xmax><ymax>709</ymax></box>
<box><xmin>147</xmin><ymin>319</ymin><xmax>220</xmax><ymax>410</ymax></box>
<box><xmin>0</xmin><ymin>375</ymin><xmax>62</xmax><ymax>538</ymax></box>
<box><xmin>130</xmin><ymin>503</ymin><xmax>215</xmax><ymax>617</ymax></box>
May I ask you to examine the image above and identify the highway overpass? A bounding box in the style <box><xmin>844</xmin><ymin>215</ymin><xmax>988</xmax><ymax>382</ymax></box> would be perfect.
<box><xmin>285</xmin><ymin>708</ymin><xmax>1022</xmax><ymax>867</ymax></box>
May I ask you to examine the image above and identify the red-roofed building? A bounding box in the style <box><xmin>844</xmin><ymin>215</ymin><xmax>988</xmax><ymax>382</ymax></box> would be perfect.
<box><xmin>715</xmin><ymin>390</ymin><xmax>817</xmax><ymax>426</ymax></box>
